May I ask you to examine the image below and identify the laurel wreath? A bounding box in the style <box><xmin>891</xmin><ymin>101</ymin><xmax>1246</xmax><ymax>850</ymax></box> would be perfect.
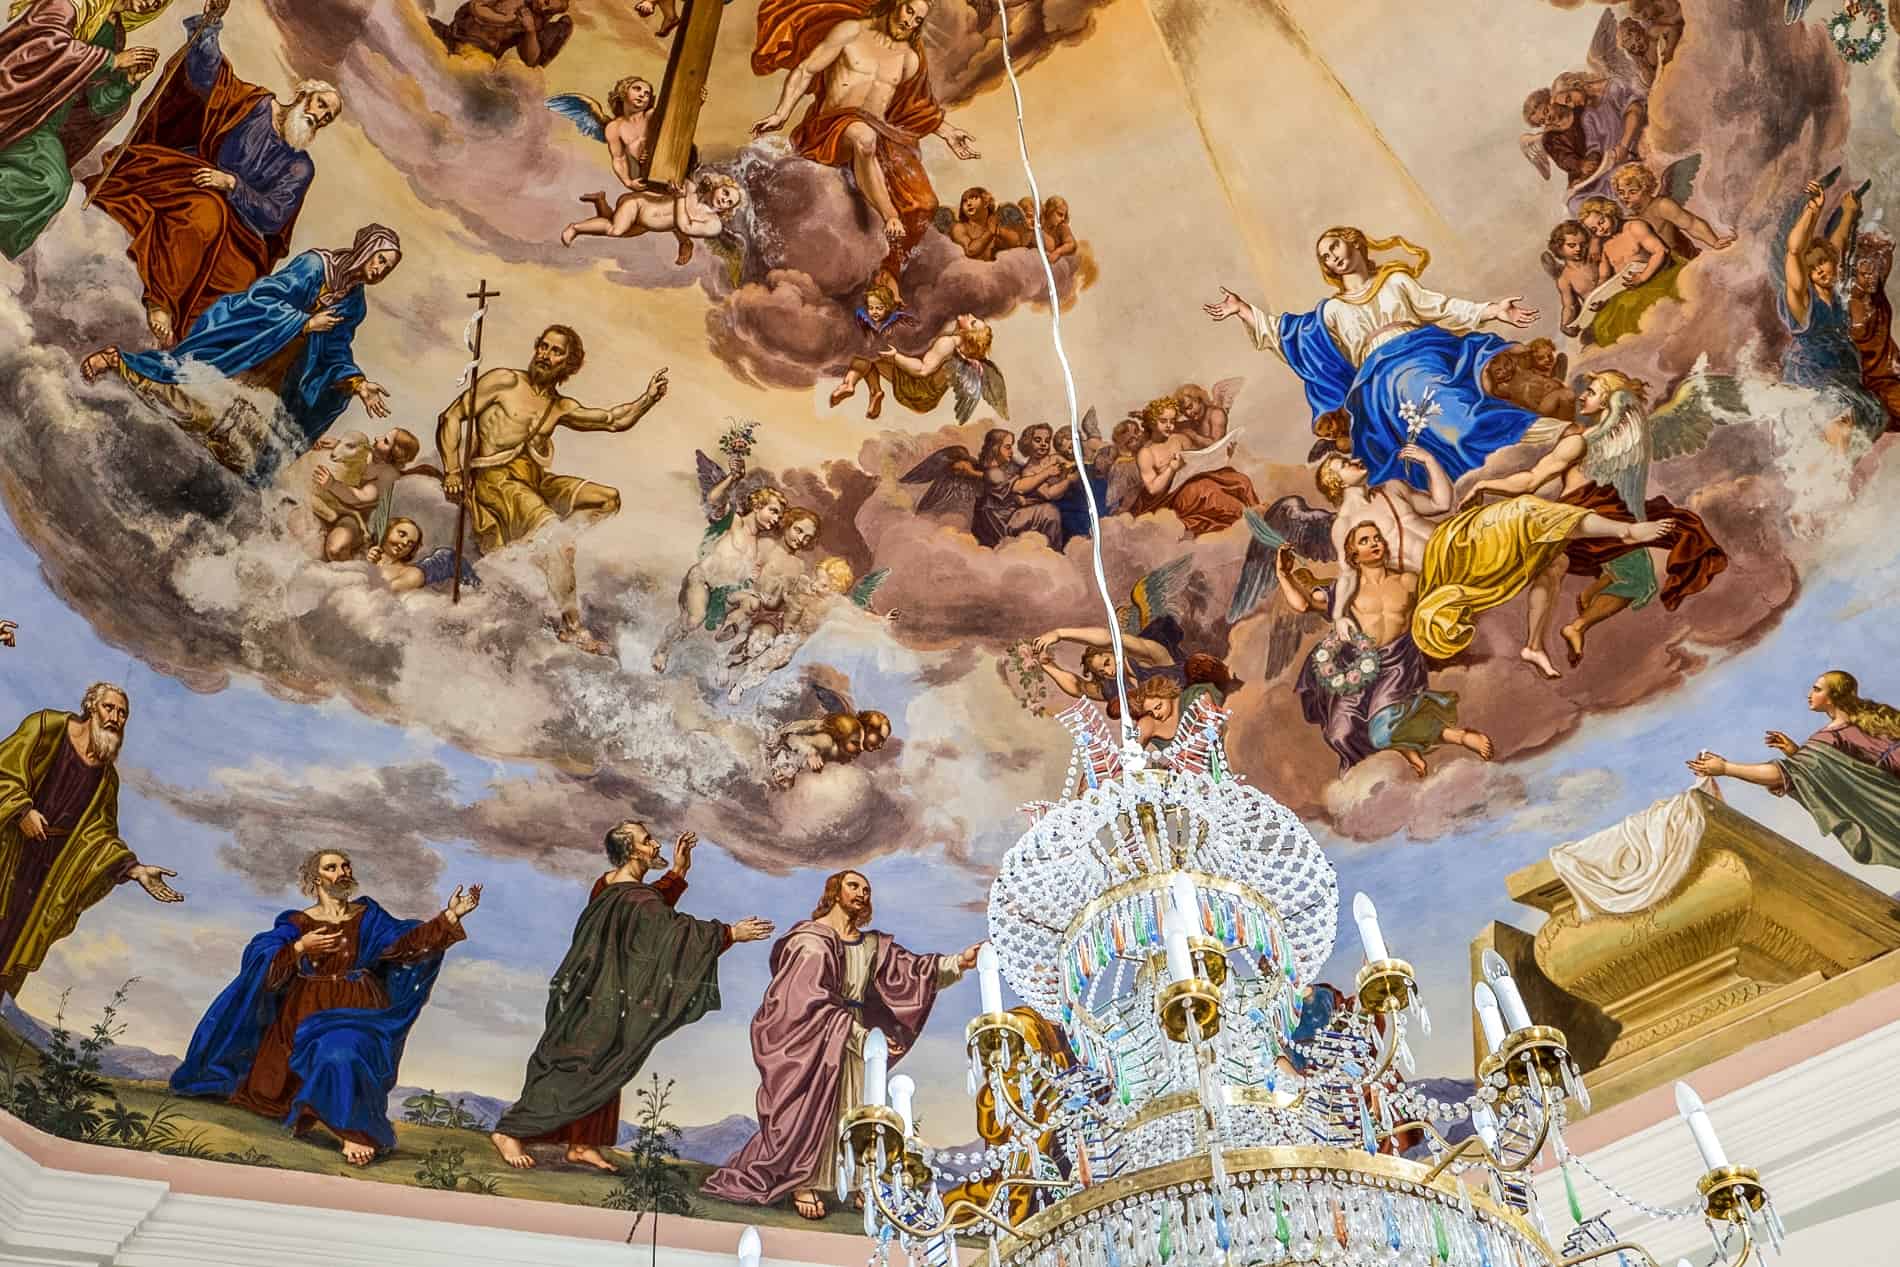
<box><xmin>1311</xmin><ymin>630</ymin><xmax>1383</xmax><ymax>696</ymax></box>
<box><xmin>1831</xmin><ymin>0</ymin><xmax>1887</xmax><ymax>65</ymax></box>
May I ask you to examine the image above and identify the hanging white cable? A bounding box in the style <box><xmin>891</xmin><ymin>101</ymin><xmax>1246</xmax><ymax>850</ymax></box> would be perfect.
<box><xmin>992</xmin><ymin>0</ymin><xmax>1138</xmax><ymax>749</ymax></box>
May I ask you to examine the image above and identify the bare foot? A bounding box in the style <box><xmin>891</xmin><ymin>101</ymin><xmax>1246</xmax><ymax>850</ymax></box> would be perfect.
<box><xmin>1560</xmin><ymin>621</ymin><xmax>1586</xmax><ymax>668</ymax></box>
<box><xmin>1447</xmin><ymin>727</ymin><xmax>1495</xmax><ymax>760</ymax></box>
<box><xmin>561</xmin><ymin>225</ymin><xmax>579</xmax><ymax>247</ymax></box>
<box><xmin>341</xmin><ymin>1139</ymin><xmax>377</xmax><ymax>1167</ymax></box>
<box><xmin>674</xmin><ymin>237</ymin><xmax>695</xmax><ymax>266</ymax></box>
<box><xmin>145</xmin><ymin>304</ymin><xmax>173</xmax><ymax>346</ymax></box>
<box><xmin>557</xmin><ymin>620</ymin><xmax>612</xmax><ymax>656</ymax></box>
<box><xmin>80</xmin><ymin>347</ymin><xmax>120</xmax><ymax>382</ymax></box>
<box><xmin>866</xmin><ymin>389</ymin><xmax>884</xmax><ymax>421</ymax></box>
<box><xmin>565</xmin><ymin>1145</ymin><xmax>620</xmax><ymax>1172</ymax></box>
<box><xmin>491</xmin><ymin>1131</ymin><xmax>535</xmax><ymax>1169</ymax></box>
<box><xmin>1519</xmin><ymin>646</ymin><xmax>1561</xmax><ymax>680</ymax></box>
<box><xmin>793</xmin><ymin>1188</ymin><xmax>826</xmax><ymax>1220</ymax></box>
<box><xmin>829</xmin><ymin>382</ymin><xmax>854</xmax><ymax>408</ymax></box>
<box><xmin>882</xmin><ymin>216</ymin><xmax>905</xmax><ymax>243</ymax></box>
<box><xmin>655</xmin><ymin>15</ymin><xmax>679</xmax><ymax>36</ymax></box>
<box><xmin>579</xmin><ymin>191</ymin><xmax>611</xmax><ymax>217</ymax></box>
<box><xmin>651</xmin><ymin>645</ymin><xmax>670</xmax><ymax>672</ymax></box>
<box><xmin>1399</xmin><ymin>749</ymin><xmax>1428</xmax><ymax>778</ymax></box>
<box><xmin>1622</xmin><ymin>518</ymin><xmax>1674</xmax><ymax>545</ymax></box>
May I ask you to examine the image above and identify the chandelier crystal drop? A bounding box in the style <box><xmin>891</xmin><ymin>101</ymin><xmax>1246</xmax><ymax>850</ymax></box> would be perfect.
<box><xmin>838</xmin><ymin>701</ymin><xmax>1786</xmax><ymax>1267</ymax></box>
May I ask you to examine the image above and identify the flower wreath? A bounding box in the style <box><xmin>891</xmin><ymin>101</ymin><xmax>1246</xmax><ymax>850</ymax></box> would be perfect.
<box><xmin>1831</xmin><ymin>0</ymin><xmax>1887</xmax><ymax>65</ymax></box>
<box><xmin>1311</xmin><ymin>629</ymin><xmax>1382</xmax><ymax>696</ymax></box>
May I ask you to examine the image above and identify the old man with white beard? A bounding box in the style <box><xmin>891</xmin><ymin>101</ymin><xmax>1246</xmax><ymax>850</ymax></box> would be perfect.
<box><xmin>87</xmin><ymin>0</ymin><xmax>341</xmax><ymax>345</ymax></box>
<box><xmin>0</xmin><ymin>683</ymin><xmax>185</xmax><ymax>1001</ymax></box>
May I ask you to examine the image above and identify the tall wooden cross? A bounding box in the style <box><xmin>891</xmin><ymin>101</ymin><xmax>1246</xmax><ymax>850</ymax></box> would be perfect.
<box><xmin>645</xmin><ymin>0</ymin><xmax>728</xmax><ymax>185</ymax></box>
<box><xmin>449</xmin><ymin>279</ymin><xmax>500</xmax><ymax>606</ymax></box>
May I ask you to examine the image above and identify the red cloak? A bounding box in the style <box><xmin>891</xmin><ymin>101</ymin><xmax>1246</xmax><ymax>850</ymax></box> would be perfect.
<box><xmin>84</xmin><ymin>55</ymin><xmax>299</xmax><ymax>331</ymax></box>
<box><xmin>752</xmin><ymin>0</ymin><xmax>945</xmax><ymax>271</ymax></box>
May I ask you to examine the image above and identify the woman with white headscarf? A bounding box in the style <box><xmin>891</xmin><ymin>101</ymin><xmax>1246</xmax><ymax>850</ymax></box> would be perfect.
<box><xmin>82</xmin><ymin>223</ymin><xmax>402</xmax><ymax>483</ymax></box>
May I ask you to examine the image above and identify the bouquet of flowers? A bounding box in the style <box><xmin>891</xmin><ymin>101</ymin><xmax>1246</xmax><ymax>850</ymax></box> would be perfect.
<box><xmin>1311</xmin><ymin>629</ymin><xmax>1382</xmax><ymax>696</ymax></box>
<box><xmin>718</xmin><ymin>419</ymin><xmax>761</xmax><ymax>462</ymax></box>
<box><xmin>1001</xmin><ymin>640</ymin><xmax>1052</xmax><ymax>716</ymax></box>
<box><xmin>1399</xmin><ymin>387</ymin><xmax>1442</xmax><ymax>445</ymax></box>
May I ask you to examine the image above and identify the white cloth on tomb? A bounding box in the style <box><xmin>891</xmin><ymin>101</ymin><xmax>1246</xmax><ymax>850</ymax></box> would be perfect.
<box><xmin>1547</xmin><ymin>779</ymin><xmax>1721</xmax><ymax>920</ymax></box>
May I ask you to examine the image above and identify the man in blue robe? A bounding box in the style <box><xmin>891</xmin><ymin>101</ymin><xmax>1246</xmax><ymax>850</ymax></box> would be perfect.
<box><xmin>86</xmin><ymin>0</ymin><xmax>340</xmax><ymax>345</ymax></box>
<box><xmin>170</xmin><ymin>848</ymin><xmax>483</xmax><ymax>1166</ymax></box>
<box><xmin>81</xmin><ymin>223</ymin><xmax>399</xmax><ymax>484</ymax></box>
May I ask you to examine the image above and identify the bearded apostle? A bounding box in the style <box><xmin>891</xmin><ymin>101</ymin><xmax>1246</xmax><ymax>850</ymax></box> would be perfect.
<box><xmin>170</xmin><ymin>849</ymin><xmax>482</xmax><ymax>1166</ymax></box>
<box><xmin>0</xmin><ymin>0</ymin><xmax>165</xmax><ymax>258</ymax></box>
<box><xmin>81</xmin><ymin>223</ymin><xmax>399</xmax><ymax>483</ymax></box>
<box><xmin>0</xmin><ymin>683</ymin><xmax>185</xmax><ymax>1000</ymax></box>
<box><xmin>703</xmin><ymin>869</ymin><xmax>980</xmax><ymax>1220</ymax></box>
<box><xmin>85</xmin><ymin>0</ymin><xmax>340</xmax><ymax>345</ymax></box>
<box><xmin>489</xmin><ymin>824</ymin><xmax>773</xmax><ymax>1173</ymax></box>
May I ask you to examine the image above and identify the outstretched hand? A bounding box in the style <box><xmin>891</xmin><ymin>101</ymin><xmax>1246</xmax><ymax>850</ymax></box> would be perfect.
<box><xmin>355</xmin><ymin>380</ymin><xmax>392</xmax><ymax>419</ymax></box>
<box><xmin>730</xmin><ymin>916</ymin><xmax>775</xmax><ymax>943</ymax></box>
<box><xmin>130</xmin><ymin>864</ymin><xmax>184</xmax><ymax>903</ymax></box>
<box><xmin>670</xmin><ymin>831</ymin><xmax>697</xmax><ymax>875</ymax></box>
<box><xmin>1764</xmin><ymin>730</ymin><xmax>1798</xmax><ymax>755</ymax></box>
<box><xmin>646</xmin><ymin>367</ymin><xmax>669</xmax><ymax>402</ymax></box>
<box><xmin>446</xmin><ymin>883</ymin><xmax>483</xmax><ymax>921</ymax></box>
<box><xmin>1203</xmin><ymin>288</ymin><xmax>1247</xmax><ymax>322</ymax></box>
<box><xmin>1686</xmin><ymin>751</ymin><xmax>1727</xmax><ymax>778</ymax></box>
<box><xmin>751</xmin><ymin>112</ymin><xmax>787</xmax><ymax>138</ymax></box>
<box><xmin>113</xmin><ymin>47</ymin><xmax>159</xmax><ymax>79</ymax></box>
<box><xmin>957</xmin><ymin>943</ymin><xmax>982</xmax><ymax>971</ymax></box>
<box><xmin>1490</xmin><ymin>296</ymin><xmax>1539</xmax><ymax>328</ymax></box>
<box><xmin>939</xmin><ymin>123</ymin><xmax>979</xmax><ymax>161</ymax></box>
<box><xmin>203</xmin><ymin>0</ymin><xmax>230</xmax><ymax>21</ymax></box>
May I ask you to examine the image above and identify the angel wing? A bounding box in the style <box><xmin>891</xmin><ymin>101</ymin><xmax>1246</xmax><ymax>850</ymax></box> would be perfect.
<box><xmin>1256</xmin><ymin>495</ymin><xmax>1337</xmax><ymax>563</ymax></box>
<box><xmin>1648</xmin><ymin>370</ymin><xmax>1744</xmax><ymax>461</ymax></box>
<box><xmin>899</xmin><ymin>445</ymin><xmax>982</xmax><ymax>518</ymax></box>
<box><xmin>1519</xmin><ymin>131</ymin><xmax>1553</xmax><ymax>181</ymax></box>
<box><xmin>1586</xmin><ymin>10</ymin><xmax>1639</xmax><ymax>86</ymax></box>
<box><xmin>1079</xmin><ymin>406</ymin><xmax>1101</xmax><ymax>441</ymax></box>
<box><xmin>1579</xmin><ymin>398</ymin><xmax>1651</xmax><ymax>519</ymax></box>
<box><xmin>546</xmin><ymin>93</ymin><xmax>611</xmax><ymax>143</ymax></box>
<box><xmin>931</xmin><ymin>205</ymin><xmax>956</xmax><ymax>235</ymax></box>
<box><xmin>1661</xmin><ymin>154</ymin><xmax>1702</xmax><ymax>208</ymax></box>
<box><xmin>1210</xmin><ymin>377</ymin><xmax>1245</xmax><ymax>411</ymax></box>
<box><xmin>811</xmin><ymin>683</ymin><xmax>853</xmax><ymax>716</ymax></box>
<box><xmin>848</xmin><ymin>568</ymin><xmax>889</xmax><ymax>608</ymax></box>
<box><xmin>695</xmin><ymin>449</ymin><xmax>727</xmax><ymax>501</ymax></box>
<box><xmin>1539</xmin><ymin>249</ymin><xmax>1563</xmax><ymax>282</ymax></box>
<box><xmin>1121</xmin><ymin>555</ymin><xmax>1192</xmax><ymax>635</ymax></box>
<box><xmin>981</xmin><ymin>360</ymin><xmax>1009</xmax><ymax>420</ymax></box>
<box><xmin>996</xmin><ymin>202</ymin><xmax>1029</xmax><ymax>234</ymax></box>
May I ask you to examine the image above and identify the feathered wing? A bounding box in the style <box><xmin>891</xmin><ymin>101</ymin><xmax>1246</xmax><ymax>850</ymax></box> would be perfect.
<box><xmin>1227</xmin><ymin>509</ymin><xmax>1286</xmax><ymax>623</ymax></box>
<box><xmin>811</xmin><ymin>684</ymin><xmax>852</xmax><ymax>716</ymax></box>
<box><xmin>996</xmin><ymin>202</ymin><xmax>1029</xmax><ymax>234</ymax></box>
<box><xmin>695</xmin><ymin>449</ymin><xmax>726</xmax><ymax>501</ymax></box>
<box><xmin>1586</xmin><ymin>9</ymin><xmax>1639</xmax><ymax>86</ymax></box>
<box><xmin>931</xmin><ymin>205</ymin><xmax>955</xmax><ymax>235</ymax></box>
<box><xmin>1519</xmin><ymin>131</ymin><xmax>1553</xmax><ymax>181</ymax></box>
<box><xmin>1256</xmin><ymin>495</ymin><xmax>1338</xmax><ymax>563</ymax></box>
<box><xmin>950</xmin><ymin>358</ymin><xmax>984</xmax><ymax>423</ymax></box>
<box><xmin>1211</xmin><ymin>377</ymin><xmax>1245</xmax><ymax>411</ymax></box>
<box><xmin>981</xmin><ymin>360</ymin><xmax>1009</xmax><ymax>420</ymax></box>
<box><xmin>1540</xmin><ymin>249</ymin><xmax>1563</xmax><ymax>282</ymax></box>
<box><xmin>1123</xmin><ymin>555</ymin><xmax>1192</xmax><ymax>635</ymax></box>
<box><xmin>899</xmin><ymin>445</ymin><xmax>982</xmax><ymax>517</ymax></box>
<box><xmin>1079</xmin><ymin>406</ymin><xmax>1101</xmax><ymax>441</ymax></box>
<box><xmin>1661</xmin><ymin>154</ymin><xmax>1702</xmax><ymax>207</ymax></box>
<box><xmin>1579</xmin><ymin>396</ymin><xmax>1651</xmax><ymax>518</ymax></box>
<box><xmin>848</xmin><ymin>568</ymin><xmax>889</xmax><ymax>608</ymax></box>
<box><xmin>1648</xmin><ymin>370</ymin><xmax>1744</xmax><ymax>461</ymax></box>
<box><xmin>545</xmin><ymin>93</ymin><xmax>610</xmax><ymax>142</ymax></box>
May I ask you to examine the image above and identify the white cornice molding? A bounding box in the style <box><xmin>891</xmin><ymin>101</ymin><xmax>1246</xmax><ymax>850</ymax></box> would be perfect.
<box><xmin>0</xmin><ymin>1130</ymin><xmax>837</xmax><ymax>1267</ymax></box>
<box><xmin>1532</xmin><ymin>1015</ymin><xmax>1900</xmax><ymax>1263</ymax></box>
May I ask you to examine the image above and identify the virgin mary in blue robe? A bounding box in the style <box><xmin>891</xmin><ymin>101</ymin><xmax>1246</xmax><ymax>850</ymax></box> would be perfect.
<box><xmin>1212</xmin><ymin>229</ymin><xmax>1540</xmax><ymax>490</ymax></box>
<box><xmin>113</xmin><ymin>223</ymin><xmax>400</xmax><ymax>483</ymax></box>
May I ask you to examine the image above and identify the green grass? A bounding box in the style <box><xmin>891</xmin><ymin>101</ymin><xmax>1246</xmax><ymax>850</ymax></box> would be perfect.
<box><xmin>0</xmin><ymin>1017</ymin><xmax>861</xmax><ymax>1234</ymax></box>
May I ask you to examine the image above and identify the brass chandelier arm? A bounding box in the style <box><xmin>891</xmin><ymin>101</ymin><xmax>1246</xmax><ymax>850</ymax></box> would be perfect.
<box><xmin>1552</xmin><ymin>1244</ymin><xmax>1665</xmax><ymax>1267</ymax></box>
<box><xmin>1407</xmin><ymin>1099</ymin><xmax>1555</xmax><ymax>1185</ymax></box>
<box><xmin>866</xmin><ymin>1174</ymin><xmax>1075</xmax><ymax>1242</ymax></box>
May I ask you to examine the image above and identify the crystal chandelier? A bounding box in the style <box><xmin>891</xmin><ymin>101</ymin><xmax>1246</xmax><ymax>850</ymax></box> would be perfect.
<box><xmin>834</xmin><ymin>700</ymin><xmax>1787</xmax><ymax>1267</ymax></box>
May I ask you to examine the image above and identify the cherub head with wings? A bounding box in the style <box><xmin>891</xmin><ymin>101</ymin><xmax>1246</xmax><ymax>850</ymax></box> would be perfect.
<box><xmin>609</xmin><ymin>76</ymin><xmax>655</xmax><ymax>118</ymax></box>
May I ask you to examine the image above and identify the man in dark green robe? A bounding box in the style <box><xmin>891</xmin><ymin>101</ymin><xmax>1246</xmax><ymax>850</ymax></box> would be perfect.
<box><xmin>0</xmin><ymin>0</ymin><xmax>168</xmax><ymax>259</ymax></box>
<box><xmin>488</xmin><ymin>822</ymin><xmax>773</xmax><ymax>1172</ymax></box>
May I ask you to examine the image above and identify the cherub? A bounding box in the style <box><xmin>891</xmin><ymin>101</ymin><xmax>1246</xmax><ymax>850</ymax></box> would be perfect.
<box><xmin>1175</xmin><ymin>378</ymin><xmax>1243</xmax><ymax>443</ymax></box>
<box><xmin>769</xmin><ymin>683</ymin><xmax>894</xmax><ymax>786</ymax></box>
<box><xmin>724</xmin><ymin>556</ymin><xmax>892</xmax><ymax>702</ymax></box>
<box><xmin>431</xmin><ymin>0</ymin><xmax>573</xmax><ymax>68</ymax></box>
<box><xmin>1610</xmin><ymin>159</ymin><xmax>1735</xmax><ymax>263</ymax></box>
<box><xmin>309</xmin><ymin>428</ymin><xmax>421</xmax><ymax>561</ymax></box>
<box><xmin>1633</xmin><ymin>0</ymin><xmax>1684</xmax><ymax>67</ymax></box>
<box><xmin>1017</xmin><ymin>195</ymin><xmax>1077</xmax><ymax>260</ymax></box>
<box><xmin>1573</xmin><ymin>196</ymin><xmax>1679</xmax><ymax>346</ymax></box>
<box><xmin>632</xmin><ymin>0</ymin><xmax>681</xmax><ymax>38</ymax></box>
<box><xmin>713</xmin><ymin>506</ymin><xmax>823</xmax><ymax>655</ymax></box>
<box><xmin>547</xmin><ymin>76</ymin><xmax>660</xmax><ymax>196</ymax></box>
<box><xmin>830</xmin><ymin>314</ymin><xmax>1007</xmax><ymax>423</ymax></box>
<box><xmin>854</xmin><ymin>279</ymin><xmax>915</xmax><ymax>337</ymax></box>
<box><xmin>1616</xmin><ymin>17</ymin><xmax>1659</xmax><ymax>89</ymax></box>
<box><xmin>561</xmin><ymin>173</ymin><xmax>744</xmax><ymax>267</ymax></box>
<box><xmin>0</xmin><ymin>621</ymin><xmax>15</xmax><ymax>649</ymax></box>
<box><xmin>365</xmin><ymin>518</ymin><xmax>428</xmax><ymax>593</ymax></box>
<box><xmin>939</xmin><ymin>186</ymin><xmax>1027</xmax><ymax>261</ymax></box>
<box><xmin>1542</xmin><ymin>218</ymin><xmax>1602</xmax><ymax>339</ymax></box>
<box><xmin>1485</xmin><ymin>338</ymin><xmax>1576</xmax><ymax>420</ymax></box>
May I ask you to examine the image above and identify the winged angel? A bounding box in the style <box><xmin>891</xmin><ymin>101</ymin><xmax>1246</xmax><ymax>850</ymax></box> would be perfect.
<box><xmin>1519</xmin><ymin>11</ymin><xmax>1650</xmax><ymax>210</ymax></box>
<box><xmin>766</xmin><ymin>683</ymin><xmax>893</xmax><ymax>788</ymax></box>
<box><xmin>831</xmin><ymin>315</ymin><xmax>1008</xmax><ymax>423</ymax></box>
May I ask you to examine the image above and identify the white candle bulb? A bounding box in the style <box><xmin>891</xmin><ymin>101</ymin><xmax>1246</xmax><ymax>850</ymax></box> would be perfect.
<box><xmin>1472</xmin><ymin>982</ymin><xmax>1507</xmax><ymax>1053</ymax></box>
<box><xmin>1674</xmin><ymin>1081</ymin><xmax>1729</xmax><ymax>1170</ymax></box>
<box><xmin>888</xmin><ymin>1074</ymin><xmax>916</xmax><ymax>1135</ymax></box>
<box><xmin>1169</xmin><ymin>872</ymin><xmax>1200</xmax><ymax>934</ymax></box>
<box><xmin>976</xmin><ymin>942</ymin><xmax>1003</xmax><ymax>1016</ymax></box>
<box><xmin>1470</xmin><ymin>1103</ymin><xmax>1500</xmax><ymax>1149</ymax></box>
<box><xmin>1164</xmin><ymin>927</ymin><xmax>1195</xmax><ymax>983</ymax></box>
<box><xmin>863</xmin><ymin>1029</ymin><xmax>889</xmax><ymax>1110</ymax></box>
<box><xmin>738</xmin><ymin>1228</ymin><xmax>762</xmax><ymax>1267</ymax></box>
<box><xmin>1481</xmin><ymin>949</ymin><xmax>1534</xmax><ymax>1032</ymax></box>
<box><xmin>1352</xmin><ymin>892</ymin><xmax>1390</xmax><ymax>962</ymax></box>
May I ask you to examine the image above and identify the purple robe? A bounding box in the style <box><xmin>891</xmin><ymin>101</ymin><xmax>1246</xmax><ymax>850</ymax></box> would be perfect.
<box><xmin>702</xmin><ymin>920</ymin><xmax>946</xmax><ymax>1206</ymax></box>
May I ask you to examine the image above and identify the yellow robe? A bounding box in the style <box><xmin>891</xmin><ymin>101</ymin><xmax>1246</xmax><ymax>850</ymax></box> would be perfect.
<box><xmin>0</xmin><ymin>711</ymin><xmax>131</xmax><ymax>997</ymax></box>
<box><xmin>1412</xmin><ymin>497</ymin><xmax>1589</xmax><ymax>660</ymax></box>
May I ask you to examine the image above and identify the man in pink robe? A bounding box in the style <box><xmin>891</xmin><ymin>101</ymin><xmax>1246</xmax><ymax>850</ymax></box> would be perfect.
<box><xmin>702</xmin><ymin>868</ymin><xmax>979</xmax><ymax>1220</ymax></box>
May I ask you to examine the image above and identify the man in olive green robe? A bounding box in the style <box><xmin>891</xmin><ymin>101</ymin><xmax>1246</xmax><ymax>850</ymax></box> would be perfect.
<box><xmin>489</xmin><ymin>822</ymin><xmax>772</xmax><ymax>1173</ymax></box>
<box><xmin>0</xmin><ymin>683</ymin><xmax>184</xmax><ymax>1000</ymax></box>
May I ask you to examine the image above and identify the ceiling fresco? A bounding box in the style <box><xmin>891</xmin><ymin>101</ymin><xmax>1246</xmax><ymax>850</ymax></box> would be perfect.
<box><xmin>3</xmin><ymin>0</ymin><xmax>1900</xmax><ymax>1235</ymax></box>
